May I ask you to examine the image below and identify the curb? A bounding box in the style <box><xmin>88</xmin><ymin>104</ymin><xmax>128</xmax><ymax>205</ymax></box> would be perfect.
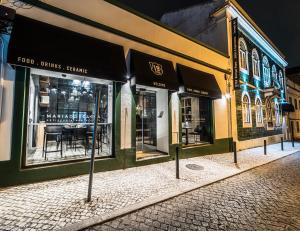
<box><xmin>60</xmin><ymin>149</ymin><xmax>300</xmax><ymax>231</ymax></box>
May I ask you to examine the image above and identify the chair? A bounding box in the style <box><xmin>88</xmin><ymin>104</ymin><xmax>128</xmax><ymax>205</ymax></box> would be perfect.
<box><xmin>42</xmin><ymin>125</ymin><xmax>63</xmax><ymax>160</ymax></box>
<box><xmin>191</xmin><ymin>125</ymin><xmax>202</xmax><ymax>143</ymax></box>
<box><xmin>73</xmin><ymin>127</ymin><xmax>87</xmax><ymax>154</ymax></box>
<box><xmin>86</xmin><ymin>125</ymin><xmax>102</xmax><ymax>155</ymax></box>
<box><xmin>62</xmin><ymin>127</ymin><xmax>74</xmax><ymax>151</ymax></box>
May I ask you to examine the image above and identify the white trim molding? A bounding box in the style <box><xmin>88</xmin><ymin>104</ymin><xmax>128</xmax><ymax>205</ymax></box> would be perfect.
<box><xmin>226</xmin><ymin>4</ymin><xmax>288</xmax><ymax>68</ymax></box>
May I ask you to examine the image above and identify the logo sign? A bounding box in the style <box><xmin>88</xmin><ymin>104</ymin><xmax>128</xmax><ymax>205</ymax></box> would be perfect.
<box><xmin>149</xmin><ymin>62</ymin><xmax>163</xmax><ymax>76</ymax></box>
<box><xmin>231</xmin><ymin>18</ymin><xmax>240</xmax><ymax>90</ymax></box>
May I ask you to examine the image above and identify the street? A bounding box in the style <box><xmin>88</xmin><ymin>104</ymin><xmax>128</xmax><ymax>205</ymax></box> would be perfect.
<box><xmin>88</xmin><ymin>152</ymin><xmax>300</xmax><ymax>231</ymax></box>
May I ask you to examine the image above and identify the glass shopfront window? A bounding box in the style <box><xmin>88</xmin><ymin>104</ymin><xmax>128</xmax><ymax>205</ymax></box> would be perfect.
<box><xmin>181</xmin><ymin>96</ymin><xmax>212</xmax><ymax>146</ymax></box>
<box><xmin>26</xmin><ymin>69</ymin><xmax>113</xmax><ymax>166</ymax></box>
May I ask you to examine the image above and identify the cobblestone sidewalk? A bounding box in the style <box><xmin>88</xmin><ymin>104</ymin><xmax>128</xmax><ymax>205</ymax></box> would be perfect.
<box><xmin>89</xmin><ymin>150</ymin><xmax>300</xmax><ymax>231</ymax></box>
<box><xmin>0</xmin><ymin>142</ymin><xmax>299</xmax><ymax>231</ymax></box>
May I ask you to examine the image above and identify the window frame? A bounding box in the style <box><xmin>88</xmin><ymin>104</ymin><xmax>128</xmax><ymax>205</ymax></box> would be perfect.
<box><xmin>242</xmin><ymin>92</ymin><xmax>252</xmax><ymax>128</ymax></box>
<box><xmin>271</xmin><ymin>65</ymin><xmax>278</xmax><ymax>87</ymax></box>
<box><xmin>239</xmin><ymin>37</ymin><xmax>249</xmax><ymax>74</ymax></box>
<box><xmin>278</xmin><ymin>70</ymin><xmax>284</xmax><ymax>89</ymax></box>
<box><xmin>23</xmin><ymin>68</ymin><xmax>115</xmax><ymax>168</ymax></box>
<box><xmin>274</xmin><ymin>101</ymin><xmax>281</xmax><ymax>127</ymax></box>
<box><xmin>266</xmin><ymin>98</ymin><xmax>273</xmax><ymax>129</ymax></box>
<box><xmin>255</xmin><ymin>97</ymin><xmax>263</xmax><ymax>127</ymax></box>
<box><xmin>262</xmin><ymin>56</ymin><xmax>271</xmax><ymax>88</ymax></box>
<box><xmin>252</xmin><ymin>49</ymin><xmax>260</xmax><ymax>80</ymax></box>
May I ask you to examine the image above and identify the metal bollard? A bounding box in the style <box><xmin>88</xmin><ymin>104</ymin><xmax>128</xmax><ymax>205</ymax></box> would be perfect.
<box><xmin>175</xmin><ymin>146</ymin><xmax>179</xmax><ymax>179</ymax></box>
<box><xmin>264</xmin><ymin>140</ymin><xmax>267</xmax><ymax>155</ymax></box>
<box><xmin>281</xmin><ymin>137</ymin><xmax>284</xmax><ymax>151</ymax></box>
<box><xmin>233</xmin><ymin>141</ymin><xmax>237</xmax><ymax>164</ymax></box>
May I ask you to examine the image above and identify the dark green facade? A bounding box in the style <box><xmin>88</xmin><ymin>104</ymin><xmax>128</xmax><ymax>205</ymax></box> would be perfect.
<box><xmin>235</xmin><ymin>30</ymin><xmax>284</xmax><ymax>141</ymax></box>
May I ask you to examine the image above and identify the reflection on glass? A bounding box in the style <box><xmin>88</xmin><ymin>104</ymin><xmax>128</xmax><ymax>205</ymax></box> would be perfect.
<box><xmin>26</xmin><ymin>70</ymin><xmax>113</xmax><ymax>165</ymax></box>
<box><xmin>181</xmin><ymin>96</ymin><xmax>212</xmax><ymax>145</ymax></box>
<box><xmin>136</xmin><ymin>89</ymin><xmax>157</xmax><ymax>153</ymax></box>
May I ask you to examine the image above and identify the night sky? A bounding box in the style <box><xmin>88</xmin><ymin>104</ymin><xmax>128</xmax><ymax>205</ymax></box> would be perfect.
<box><xmin>117</xmin><ymin>0</ymin><xmax>300</xmax><ymax>68</ymax></box>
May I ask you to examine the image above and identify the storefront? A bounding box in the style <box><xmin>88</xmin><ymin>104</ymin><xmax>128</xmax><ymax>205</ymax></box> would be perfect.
<box><xmin>177</xmin><ymin>64</ymin><xmax>222</xmax><ymax>148</ymax></box>
<box><xmin>130</xmin><ymin>50</ymin><xmax>178</xmax><ymax>160</ymax></box>
<box><xmin>7</xmin><ymin>15</ymin><xmax>126</xmax><ymax>167</ymax></box>
<box><xmin>0</xmin><ymin>1</ymin><xmax>232</xmax><ymax>187</ymax></box>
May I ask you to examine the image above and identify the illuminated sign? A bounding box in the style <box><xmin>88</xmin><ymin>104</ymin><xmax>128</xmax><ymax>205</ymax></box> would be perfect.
<box><xmin>149</xmin><ymin>62</ymin><xmax>163</xmax><ymax>76</ymax></box>
<box><xmin>232</xmin><ymin>18</ymin><xmax>240</xmax><ymax>90</ymax></box>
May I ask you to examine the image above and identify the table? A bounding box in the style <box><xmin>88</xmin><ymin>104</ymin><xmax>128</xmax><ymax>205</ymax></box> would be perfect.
<box><xmin>182</xmin><ymin>127</ymin><xmax>193</xmax><ymax>145</ymax></box>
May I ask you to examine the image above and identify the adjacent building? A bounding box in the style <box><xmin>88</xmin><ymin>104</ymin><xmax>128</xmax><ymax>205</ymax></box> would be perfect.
<box><xmin>286</xmin><ymin>67</ymin><xmax>300</xmax><ymax>140</ymax></box>
<box><xmin>161</xmin><ymin>0</ymin><xmax>289</xmax><ymax>150</ymax></box>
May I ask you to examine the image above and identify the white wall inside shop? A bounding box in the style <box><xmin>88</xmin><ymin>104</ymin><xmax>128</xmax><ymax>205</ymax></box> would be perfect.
<box><xmin>107</xmin><ymin>84</ymin><xmax>113</xmax><ymax>124</ymax></box>
<box><xmin>156</xmin><ymin>88</ymin><xmax>169</xmax><ymax>153</ymax></box>
<box><xmin>0</xmin><ymin>63</ymin><xmax>15</xmax><ymax>161</ymax></box>
<box><xmin>171</xmin><ymin>92</ymin><xmax>179</xmax><ymax>144</ymax></box>
<box><xmin>120</xmin><ymin>82</ymin><xmax>132</xmax><ymax>149</ymax></box>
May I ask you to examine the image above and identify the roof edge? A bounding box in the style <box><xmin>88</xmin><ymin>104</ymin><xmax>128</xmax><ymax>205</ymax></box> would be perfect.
<box><xmin>226</xmin><ymin>0</ymin><xmax>285</xmax><ymax>59</ymax></box>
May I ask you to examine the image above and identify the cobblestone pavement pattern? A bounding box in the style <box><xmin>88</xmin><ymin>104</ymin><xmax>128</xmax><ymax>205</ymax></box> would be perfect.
<box><xmin>88</xmin><ymin>152</ymin><xmax>300</xmax><ymax>231</ymax></box>
<box><xmin>0</xmin><ymin>143</ymin><xmax>299</xmax><ymax>230</ymax></box>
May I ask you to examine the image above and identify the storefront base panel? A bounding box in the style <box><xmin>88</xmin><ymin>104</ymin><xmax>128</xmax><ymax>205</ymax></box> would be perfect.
<box><xmin>0</xmin><ymin>139</ymin><xmax>232</xmax><ymax>187</ymax></box>
<box><xmin>0</xmin><ymin>155</ymin><xmax>127</xmax><ymax>187</ymax></box>
<box><xmin>181</xmin><ymin>138</ymin><xmax>232</xmax><ymax>158</ymax></box>
<box><xmin>237</xmin><ymin>134</ymin><xmax>283</xmax><ymax>151</ymax></box>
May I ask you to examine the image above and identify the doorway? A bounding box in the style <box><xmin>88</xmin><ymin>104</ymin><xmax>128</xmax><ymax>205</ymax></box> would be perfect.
<box><xmin>135</xmin><ymin>87</ymin><xmax>169</xmax><ymax>160</ymax></box>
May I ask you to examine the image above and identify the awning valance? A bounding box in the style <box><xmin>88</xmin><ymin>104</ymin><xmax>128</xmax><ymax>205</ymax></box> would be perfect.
<box><xmin>281</xmin><ymin>102</ymin><xmax>295</xmax><ymax>113</ymax></box>
<box><xmin>130</xmin><ymin>49</ymin><xmax>178</xmax><ymax>90</ymax></box>
<box><xmin>7</xmin><ymin>15</ymin><xmax>127</xmax><ymax>81</ymax></box>
<box><xmin>177</xmin><ymin>64</ymin><xmax>222</xmax><ymax>99</ymax></box>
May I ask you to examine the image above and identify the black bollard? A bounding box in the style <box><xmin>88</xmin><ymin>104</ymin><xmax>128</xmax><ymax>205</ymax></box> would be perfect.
<box><xmin>264</xmin><ymin>140</ymin><xmax>267</xmax><ymax>155</ymax></box>
<box><xmin>176</xmin><ymin>146</ymin><xmax>179</xmax><ymax>179</ymax></box>
<box><xmin>233</xmin><ymin>141</ymin><xmax>237</xmax><ymax>164</ymax></box>
<box><xmin>291</xmin><ymin>122</ymin><xmax>295</xmax><ymax>147</ymax></box>
<box><xmin>281</xmin><ymin>137</ymin><xmax>284</xmax><ymax>151</ymax></box>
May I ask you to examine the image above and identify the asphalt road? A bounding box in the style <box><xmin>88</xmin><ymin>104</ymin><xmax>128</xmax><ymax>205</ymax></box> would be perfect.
<box><xmin>87</xmin><ymin>152</ymin><xmax>300</xmax><ymax>231</ymax></box>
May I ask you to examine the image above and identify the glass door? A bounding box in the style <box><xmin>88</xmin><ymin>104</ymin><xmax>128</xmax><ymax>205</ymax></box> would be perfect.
<box><xmin>136</xmin><ymin>89</ymin><xmax>157</xmax><ymax>153</ymax></box>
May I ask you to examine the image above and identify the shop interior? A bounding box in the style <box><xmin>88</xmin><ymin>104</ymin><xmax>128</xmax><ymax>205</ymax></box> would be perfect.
<box><xmin>181</xmin><ymin>96</ymin><xmax>212</xmax><ymax>146</ymax></box>
<box><xmin>26</xmin><ymin>69</ymin><xmax>113</xmax><ymax>165</ymax></box>
<box><xmin>135</xmin><ymin>85</ymin><xmax>169</xmax><ymax>160</ymax></box>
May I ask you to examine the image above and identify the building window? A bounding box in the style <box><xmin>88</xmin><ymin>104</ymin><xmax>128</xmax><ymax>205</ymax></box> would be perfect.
<box><xmin>275</xmin><ymin>101</ymin><xmax>281</xmax><ymax>126</ymax></box>
<box><xmin>262</xmin><ymin>56</ymin><xmax>271</xmax><ymax>87</ymax></box>
<box><xmin>181</xmin><ymin>96</ymin><xmax>212</xmax><ymax>146</ymax></box>
<box><xmin>294</xmin><ymin>98</ymin><xmax>298</xmax><ymax>110</ymax></box>
<box><xmin>252</xmin><ymin>49</ymin><xmax>260</xmax><ymax>79</ymax></box>
<box><xmin>239</xmin><ymin>38</ymin><xmax>249</xmax><ymax>73</ymax></box>
<box><xmin>289</xmin><ymin>97</ymin><xmax>292</xmax><ymax>104</ymax></box>
<box><xmin>278</xmin><ymin>70</ymin><xmax>284</xmax><ymax>89</ymax></box>
<box><xmin>271</xmin><ymin>65</ymin><xmax>278</xmax><ymax>87</ymax></box>
<box><xmin>266</xmin><ymin>98</ymin><xmax>273</xmax><ymax>128</ymax></box>
<box><xmin>255</xmin><ymin>97</ymin><xmax>263</xmax><ymax>126</ymax></box>
<box><xmin>25</xmin><ymin>69</ymin><xmax>113</xmax><ymax>166</ymax></box>
<box><xmin>242</xmin><ymin>92</ymin><xmax>252</xmax><ymax>127</ymax></box>
<box><xmin>297</xmin><ymin>122</ymin><xmax>300</xmax><ymax>133</ymax></box>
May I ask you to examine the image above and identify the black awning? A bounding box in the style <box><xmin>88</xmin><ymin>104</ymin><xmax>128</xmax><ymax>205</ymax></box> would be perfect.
<box><xmin>177</xmin><ymin>64</ymin><xmax>222</xmax><ymax>99</ymax></box>
<box><xmin>7</xmin><ymin>15</ymin><xmax>127</xmax><ymax>81</ymax></box>
<box><xmin>281</xmin><ymin>102</ymin><xmax>295</xmax><ymax>112</ymax></box>
<box><xmin>130</xmin><ymin>49</ymin><xmax>178</xmax><ymax>90</ymax></box>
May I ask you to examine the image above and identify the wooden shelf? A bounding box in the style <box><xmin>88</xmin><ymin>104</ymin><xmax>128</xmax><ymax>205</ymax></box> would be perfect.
<box><xmin>39</xmin><ymin>102</ymin><xmax>49</xmax><ymax>107</ymax></box>
<box><xmin>39</xmin><ymin>91</ymin><xmax>49</xmax><ymax>96</ymax></box>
